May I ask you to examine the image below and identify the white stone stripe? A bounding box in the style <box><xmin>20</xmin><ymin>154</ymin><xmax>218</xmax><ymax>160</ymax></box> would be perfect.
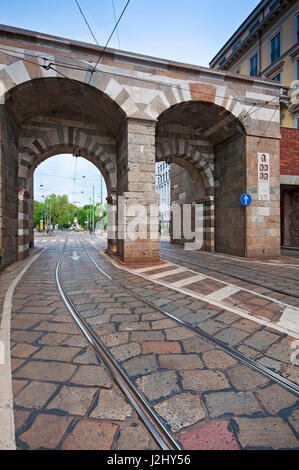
<box><xmin>18</xmin><ymin>229</ymin><xmax>29</xmax><ymax>236</ymax></box>
<box><xmin>134</xmin><ymin>263</ymin><xmax>171</xmax><ymax>273</ymax></box>
<box><xmin>151</xmin><ymin>268</ymin><xmax>186</xmax><ymax>279</ymax></box>
<box><xmin>18</xmin><ymin>244</ymin><xmax>29</xmax><ymax>253</ymax></box>
<box><xmin>277</xmin><ymin>307</ymin><xmax>299</xmax><ymax>333</ymax></box>
<box><xmin>206</xmin><ymin>285</ymin><xmax>240</xmax><ymax>302</ymax></box>
<box><xmin>0</xmin><ymin>247</ymin><xmax>46</xmax><ymax>450</ymax></box>
<box><xmin>171</xmin><ymin>274</ymin><xmax>207</xmax><ymax>288</ymax></box>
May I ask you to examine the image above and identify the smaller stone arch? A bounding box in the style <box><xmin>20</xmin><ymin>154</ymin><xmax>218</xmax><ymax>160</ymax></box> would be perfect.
<box><xmin>156</xmin><ymin>138</ymin><xmax>215</xmax><ymax>252</ymax></box>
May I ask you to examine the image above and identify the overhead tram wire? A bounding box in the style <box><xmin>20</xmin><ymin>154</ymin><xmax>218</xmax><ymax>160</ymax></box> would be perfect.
<box><xmin>87</xmin><ymin>0</ymin><xmax>132</xmax><ymax>85</ymax></box>
<box><xmin>74</xmin><ymin>0</ymin><xmax>100</xmax><ymax>46</ymax></box>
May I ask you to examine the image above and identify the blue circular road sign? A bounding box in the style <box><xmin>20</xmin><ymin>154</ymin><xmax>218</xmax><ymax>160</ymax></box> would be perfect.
<box><xmin>240</xmin><ymin>193</ymin><xmax>252</xmax><ymax>207</ymax></box>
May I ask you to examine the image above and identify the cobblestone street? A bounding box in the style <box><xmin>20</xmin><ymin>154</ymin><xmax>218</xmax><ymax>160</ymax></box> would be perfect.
<box><xmin>0</xmin><ymin>232</ymin><xmax>297</xmax><ymax>450</ymax></box>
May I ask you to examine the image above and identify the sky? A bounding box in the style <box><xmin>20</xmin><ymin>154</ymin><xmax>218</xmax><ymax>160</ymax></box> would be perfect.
<box><xmin>2</xmin><ymin>0</ymin><xmax>260</xmax><ymax>206</ymax></box>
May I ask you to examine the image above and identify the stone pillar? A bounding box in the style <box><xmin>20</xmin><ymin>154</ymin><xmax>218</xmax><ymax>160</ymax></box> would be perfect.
<box><xmin>116</xmin><ymin>118</ymin><xmax>160</xmax><ymax>263</ymax></box>
<box><xmin>28</xmin><ymin>175</ymin><xmax>34</xmax><ymax>248</ymax></box>
<box><xmin>204</xmin><ymin>195</ymin><xmax>215</xmax><ymax>252</ymax></box>
<box><xmin>245</xmin><ymin>133</ymin><xmax>281</xmax><ymax>258</ymax></box>
<box><xmin>18</xmin><ymin>189</ymin><xmax>30</xmax><ymax>260</ymax></box>
<box><xmin>0</xmin><ymin>104</ymin><xmax>19</xmax><ymax>269</ymax></box>
<box><xmin>106</xmin><ymin>194</ymin><xmax>117</xmax><ymax>255</ymax></box>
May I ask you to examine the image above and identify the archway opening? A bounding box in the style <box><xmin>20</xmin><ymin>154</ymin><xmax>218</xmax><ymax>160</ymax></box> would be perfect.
<box><xmin>156</xmin><ymin>100</ymin><xmax>246</xmax><ymax>256</ymax></box>
<box><xmin>33</xmin><ymin>154</ymin><xmax>108</xmax><ymax>241</ymax></box>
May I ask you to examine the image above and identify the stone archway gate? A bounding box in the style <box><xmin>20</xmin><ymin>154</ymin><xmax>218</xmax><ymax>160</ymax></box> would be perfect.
<box><xmin>0</xmin><ymin>25</ymin><xmax>285</xmax><ymax>268</ymax></box>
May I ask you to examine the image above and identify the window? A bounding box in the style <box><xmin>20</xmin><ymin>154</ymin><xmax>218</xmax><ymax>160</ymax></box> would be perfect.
<box><xmin>296</xmin><ymin>117</ymin><xmax>299</xmax><ymax>130</ymax></box>
<box><xmin>297</xmin><ymin>60</ymin><xmax>299</xmax><ymax>80</ymax></box>
<box><xmin>218</xmin><ymin>56</ymin><xmax>227</xmax><ymax>67</ymax></box>
<box><xmin>270</xmin><ymin>32</ymin><xmax>281</xmax><ymax>63</ymax></box>
<box><xmin>249</xmin><ymin>54</ymin><xmax>258</xmax><ymax>76</ymax></box>
<box><xmin>297</xmin><ymin>14</ymin><xmax>299</xmax><ymax>43</ymax></box>
<box><xmin>271</xmin><ymin>73</ymin><xmax>281</xmax><ymax>82</ymax></box>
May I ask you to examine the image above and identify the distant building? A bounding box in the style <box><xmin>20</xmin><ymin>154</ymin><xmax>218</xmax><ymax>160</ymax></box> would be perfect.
<box><xmin>155</xmin><ymin>162</ymin><xmax>171</xmax><ymax>232</ymax></box>
<box><xmin>210</xmin><ymin>0</ymin><xmax>299</xmax><ymax>247</ymax></box>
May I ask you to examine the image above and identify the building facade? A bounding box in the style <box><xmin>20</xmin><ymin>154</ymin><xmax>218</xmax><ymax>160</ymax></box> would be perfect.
<box><xmin>155</xmin><ymin>162</ymin><xmax>171</xmax><ymax>233</ymax></box>
<box><xmin>210</xmin><ymin>0</ymin><xmax>299</xmax><ymax>247</ymax></box>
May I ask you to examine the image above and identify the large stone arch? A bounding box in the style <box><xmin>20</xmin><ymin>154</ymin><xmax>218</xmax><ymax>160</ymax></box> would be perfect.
<box><xmin>0</xmin><ymin>25</ymin><xmax>283</xmax><ymax>267</ymax></box>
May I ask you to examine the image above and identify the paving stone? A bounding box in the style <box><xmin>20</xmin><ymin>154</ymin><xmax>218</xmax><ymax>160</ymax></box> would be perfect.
<box><xmin>214</xmin><ymin>328</ymin><xmax>250</xmax><ymax>346</ymax></box>
<box><xmin>32</xmin><ymin>346</ymin><xmax>81</xmax><ymax>362</ymax></box>
<box><xmin>115</xmin><ymin>424</ymin><xmax>158</xmax><ymax>450</ymax></box>
<box><xmin>99</xmin><ymin>332</ymin><xmax>129</xmax><ymax>347</ymax></box>
<box><xmin>256</xmin><ymin>356</ymin><xmax>282</xmax><ymax>372</ymax></box>
<box><xmin>149</xmin><ymin>318</ymin><xmax>179</xmax><ymax>330</ymax></box>
<box><xmin>165</xmin><ymin>327</ymin><xmax>196</xmax><ymax>341</ymax></box>
<box><xmin>255</xmin><ymin>384</ymin><xmax>298</xmax><ymax>415</ymax></box>
<box><xmin>34</xmin><ymin>321</ymin><xmax>79</xmax><ymax>335</ymax></box>
<box><xmin>122</xmin><ymin>354</ymin><xmax>158</xmax><ymax>377</ymax></box>
<box><xmin>18</xmin><ymin>414</ymin><xmax>73</xmax><ymax>449</ymax></box>
<box><xmin>288</xmin><ymin>409</ymin><xmax>299</xmax><ymax>436</ymax></box>
<box><xmin>14</xmin><ymin>360</ymin><xmax>77</xmax><ymax>382</ymax></box>
<box><xmin>119</xmin><ymin>321</ymin><xmax>151</xmax><ymax>331</ymax></box>
<box><xmin>196</xmin><ymin>319</ymin><xmax>225</xmax><ymax>335</ymax></box>
<box><xmin>232</xmin><ymin>318</ymin><xmax>262</xmax><ymax>333</ymax></box>
<box><xmin>38</xmin><ymin>332</ymin><xmax>70</xmax><ymax>346</ymax></box>
<box><xmin>181</xmin><ymin>336</ymin><xmax>214</xmax><ymax>353</ymax></box>
<box><xmin>70</xmin><ymin>365</ymin><xmax>112</xmax><ymax>388</ymax></box>
<box><xmin>158</xmin><ymin>354</ymin><xmax>204</xmax><ymax>370</ymax></box>
<box><xmin>11</xmin><ymin>343</ymin><xmax>39</xmax><ymax>358</ymax></box>
<box><xmin>235</xmin><ymin>417</ymin><xmax>299</xmax><ymax>449</ymax></box>
<box><xmin>154</xmin><ymin>393</ymin><xmax>205</xmax><ymax>432</ymax></box>
<box><xmin>226</xmin><ymin>365</ymin><xmax>269</xmax><ymax>390</ymax></box>
<box><xmin>110</xmin><ymin>342</ymin><xmax>141</xmax><ymax>362</ymax></box>
<box><xmin>266</xmin><ymin>338</ymin><xmax>297</xmax><ymax>363</ymax></box>
<box><xmin>179</xmin><ymin>420</ymin><xmax>239</xmax><ymax>450</ymax></box>
<box><xmin>11</xmin><ymin>330</ymin><xmax>44</xmax><ymax>343</ymax></box>
<box><xmin>90</xmin><ymin>389</ymin><xmax>133</xmax><ymax>420</ymax></box>
<box><xmin>110</xmin><ymin>314</ymin><xmax>139</xmax><ymax>322</ymax></box>
<box><xmin>12</xmin><ymin>379</ymin><xmax>28</xmax><ymax>395</ymax></box>
<box><xmin>235</xmin><ymin>344</ymin><xmax>260</xmax><ymax>359</ymax></box>
<box><xmin>281</xmin><ymin>364</ymin><xmax>299</xmax><ymax>385</ymax></box>
<box><xmin>14</xmin><ymin>381</ymin><xmax>58</xmax><ymax>409</ymax></box>
<box><xmin>204</xmin><ymin>391</ymin><xmax>262</xmax><ymax>418</ymax></box>
<box><xmin>202</xmin><ymin>350</ymin><xmax>238</xmax><ymax>369</ymax></box>
<box><xmin>142</xmin><ymin>341</ymin><xmax>181</xmax><ymax>354</ymax></box>
<box><xmin>181</xmin><ymin>369</ymin><xmax>230</xmax><ymax>392</ymax></box>
<box><xmin>47</xmin><ymin>385</ymin><xmax>97</xmax><ymax>416</ymax></box>
<box><xmin>136</xmin><ymin>371</ymin><xmax>180</xmax><ymax>401</ymax></box>
<box><xmin>13</xmin><ymin>409</ymin><xmax>30</xmax><ymax>433</ymax></box>
<box><xmin>244</xmin><ymin>330</ymin><xmax>279</xmax><ymax>351</ymax></box>
<box><xmin>72</xmin><ymin>348</ymin><xmax>101</xmax><ymax>365</ymax></box>
<box><xmin>130</xmin><ymin>330</ymin><xmax>165</xmax><ymax>342</ymax></box>
<box><xmin>61</xmin><ymin>419</ymin><xmax>118</xmax><ymax>450</ymax></box>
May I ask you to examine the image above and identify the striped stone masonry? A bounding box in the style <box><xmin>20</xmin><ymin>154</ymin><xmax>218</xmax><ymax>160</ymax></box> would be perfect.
<box><xmin>0</xmin><ymin>25</ymin><xmax>284</xmax><ymax>266</ymax></box>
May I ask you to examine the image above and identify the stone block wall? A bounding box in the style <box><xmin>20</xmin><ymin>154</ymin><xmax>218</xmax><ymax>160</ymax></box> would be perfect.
<box><xmin>214</xmin><ymin>133</ymin><xmax>246</xmax><ymax>256</ymax></box>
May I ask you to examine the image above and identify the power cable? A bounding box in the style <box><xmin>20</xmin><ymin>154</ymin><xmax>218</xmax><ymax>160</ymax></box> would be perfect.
<box><xmin>74</xmin><ymin>0</ymin><xmax>100</xmax><ymax>46</ymax></box>
<box><xmin>88</xmin><ymin>0</ymin><xmax>132</xmax><ymax>84</ymax></box>
<box><xmin>112</xmin><ymin>0</ymin><xmax>121</xmax><ymax>49</ymax></box>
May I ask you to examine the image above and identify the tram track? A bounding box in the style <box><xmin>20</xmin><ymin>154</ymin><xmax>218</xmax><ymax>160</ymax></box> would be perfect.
<box><xmin>78</xmin><ymin>239</ymin><xmax>299</xmax><ymax>396</ymax></box>
<box><xmin>160</xmin><ymin>247</ymin><xmax>299</xmax><ymax>302</ymax></box>
<box><xmin>55</xmin><ymin>237</ymin><xmax>182</xmax><ymax>451</ymax></box>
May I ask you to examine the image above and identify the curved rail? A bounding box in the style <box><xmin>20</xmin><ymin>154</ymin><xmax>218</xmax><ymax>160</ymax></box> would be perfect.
<box><xmin>55</xmin><ymin>238</ymin><xmax>182</xmax><ymax>451</ymax></box>
<box><xmin>81</xmin><ymin>241</ymin><xmax>299</xmax><ymax>397</ymax></box>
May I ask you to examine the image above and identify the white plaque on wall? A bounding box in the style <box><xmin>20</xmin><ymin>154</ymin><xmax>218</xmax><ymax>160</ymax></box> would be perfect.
<box><xmin>258</xmin><ymin>153</ymin><xmax>270</xmax><ymax>201</ymax></box>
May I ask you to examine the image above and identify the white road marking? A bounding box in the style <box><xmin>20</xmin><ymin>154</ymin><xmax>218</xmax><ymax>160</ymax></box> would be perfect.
<box><xmin>150</xmin><ymin>268</ymin><xmax>186</xmax><ymax>279</ymax></box>
<box><xmin>102</xmin><ymin>251</ymin><xmax>299</xmax><ymax>339</ymax></box>
<box><xmin>277</xmin><ymin>307</ymin><xmax>299</xmax><ymax>333</ymax></box>
<box><xmin>135</xmin><ymin>264</ymin><xmax>171</xmax><ymax>273</ymax></box>
<box><xmin>171</xmin><ymin>274</ymin><xmax>207</xmax><ymax>288</ymax></box>
<box><xmin>0</xmin><ymin>247</ymin><xmax>46</xmax><ymax>450</ymax></box>
<box><xmin>206</xmin><ymin>285</ymin><xmax>240</xmax><ymax>301</ymax></box>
